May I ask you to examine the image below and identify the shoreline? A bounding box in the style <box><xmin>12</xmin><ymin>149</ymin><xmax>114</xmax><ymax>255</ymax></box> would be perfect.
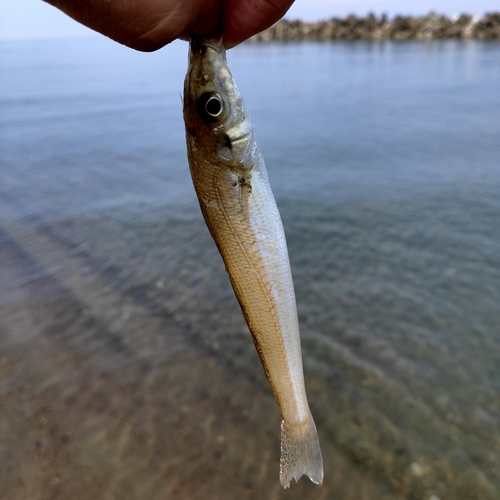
<box><xmin>250</xmin><ymin>12</ymin><xmax>500</xmax><ymax>42</ymax></box>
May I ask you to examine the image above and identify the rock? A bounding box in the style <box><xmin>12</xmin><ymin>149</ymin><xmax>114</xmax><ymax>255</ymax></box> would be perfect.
<box><xmin>248</xmin><ymin>13</ymin><xmax>500</xmax><ymax>42</ymax></box>
<box><xmin>475</xmin><ymin>13</ymin><xmax>500</xmax><ymax>39</ymax></box>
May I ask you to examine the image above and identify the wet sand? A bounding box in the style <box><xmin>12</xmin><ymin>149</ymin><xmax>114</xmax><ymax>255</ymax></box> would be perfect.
<box><xmin>1</xmin><ymin>195</ymin><xmax>499</xmax><ymax>499</ymax></box>
<box><xmin>0</xmin><ymin>202</ymin><xmax>395</xmax><ymax>500</ymax></box>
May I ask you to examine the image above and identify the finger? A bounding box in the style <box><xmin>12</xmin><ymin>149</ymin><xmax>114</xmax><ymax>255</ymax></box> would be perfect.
<box><xmin>223</xmin><ymin>0</ymin><xmax>295</xmax><ymax>48</ymax></box>
<box><xmin>44</xmin><ymin>0</ymin><xmax>218</xmax><ymax>52</ymax></box>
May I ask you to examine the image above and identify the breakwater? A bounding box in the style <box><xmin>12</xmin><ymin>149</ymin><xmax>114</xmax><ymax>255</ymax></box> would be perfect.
<box><xmin>250</xmin><ymin>12</ymin><xmax>500</xmax><ymax>42</ymax></box>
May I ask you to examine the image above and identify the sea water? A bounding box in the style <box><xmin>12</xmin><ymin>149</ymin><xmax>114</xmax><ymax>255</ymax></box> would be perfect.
<box><xmin>1</xmin><ymin>37</ymin><xmax>499</xmax><ymax>499</ymax></box>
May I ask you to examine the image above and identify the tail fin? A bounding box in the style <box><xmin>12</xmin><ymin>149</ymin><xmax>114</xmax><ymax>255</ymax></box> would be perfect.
<box><xmin>279</xmin><ymin>415</ymin><xmax>324</xmax><ymax>488</ymax></box>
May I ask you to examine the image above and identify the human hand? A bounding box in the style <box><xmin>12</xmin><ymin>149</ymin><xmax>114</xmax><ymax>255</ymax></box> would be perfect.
<box><xmin>44</xmin><ymin>0</ymin><xmax>295</xmax><ymax>51</ymax></box>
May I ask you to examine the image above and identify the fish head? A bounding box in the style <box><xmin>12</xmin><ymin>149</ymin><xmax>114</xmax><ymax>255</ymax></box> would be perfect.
<box><xmin>183</xmin><ymin>36</ymin><xmax>257</xmax><ymax>169</ymax></box>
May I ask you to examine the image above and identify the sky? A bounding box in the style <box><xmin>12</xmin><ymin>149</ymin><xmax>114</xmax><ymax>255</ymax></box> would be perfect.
<box><xmin>0</xmin><ymin>0</ymin><xmax>498</xmax><ymax>40</ymax></box>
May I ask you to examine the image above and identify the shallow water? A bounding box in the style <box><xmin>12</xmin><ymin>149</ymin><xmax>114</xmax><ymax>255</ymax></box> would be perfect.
<box><xmin>1</xmin><ymin>38</ymin><xmax>500</xmax><ymax>499</ymax></box>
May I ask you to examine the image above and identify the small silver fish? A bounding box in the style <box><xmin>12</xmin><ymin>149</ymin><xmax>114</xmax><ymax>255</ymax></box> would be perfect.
<box><xmin>183</xmin><ymin>36</ymin><xmax>323</xmax><ymax>488</ymax></box>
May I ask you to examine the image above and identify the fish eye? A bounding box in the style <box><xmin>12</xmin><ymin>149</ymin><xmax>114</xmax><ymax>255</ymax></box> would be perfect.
<box><xmin>198</xmin><ymin>92</ymin><xmax>225</xmax><ymax>123</ymax></box>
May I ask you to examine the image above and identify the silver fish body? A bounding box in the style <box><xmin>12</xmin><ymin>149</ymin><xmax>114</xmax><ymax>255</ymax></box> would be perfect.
<box><xmin>183</xmin><ymin>36</ymin><xmax>323</xmax><ymax>488</ymax></box>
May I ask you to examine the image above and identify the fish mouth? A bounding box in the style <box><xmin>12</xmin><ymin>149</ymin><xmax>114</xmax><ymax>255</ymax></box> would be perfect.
<box><xmin>190</xmin><ymin>35</ymin><xmax>225</xmax><ymax>58</ymax></box>
<box><xmin>219</xmin><ymin>130</ymin><xmax>255</xmax><ymax>167</ymax></box>
<box><xmin>229</xmin><ymin>131</ymin><xmax>252</xmax><ymax>147</ymax></box>
<box><xmin>233</xmin><ymin>132</ymin><xmax>256</xmax><ymax>168</ymax></box>
<box><xmin>225</xmin><ymin>123</ymin><xmax>253</xmax><ymax>149</ymax></box>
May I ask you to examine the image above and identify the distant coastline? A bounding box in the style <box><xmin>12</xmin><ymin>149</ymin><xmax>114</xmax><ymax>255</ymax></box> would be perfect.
<box><xmin>250</xmin><ymin>12</ymin><xmax>500</xmax><ymax>42</ymax></box>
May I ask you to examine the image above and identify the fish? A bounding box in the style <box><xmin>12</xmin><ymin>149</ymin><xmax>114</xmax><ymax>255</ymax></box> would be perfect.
<box><xmin>183</xmin><ymin>35</ymin><xmax>323</xmax><ymax>488</ymax></box>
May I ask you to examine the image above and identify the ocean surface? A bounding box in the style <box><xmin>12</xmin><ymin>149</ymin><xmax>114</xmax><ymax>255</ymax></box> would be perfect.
<box><xmin>1</xmin><ymin>37</ymin><xmax>499</xmax><ymax>499</ymax></box>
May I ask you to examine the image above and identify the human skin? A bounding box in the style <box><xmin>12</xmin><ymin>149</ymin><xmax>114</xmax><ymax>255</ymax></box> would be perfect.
<box><xmin>43</xmin><ymin>0</ymin><xmax>295</xmax><ymax>51</ymax></box>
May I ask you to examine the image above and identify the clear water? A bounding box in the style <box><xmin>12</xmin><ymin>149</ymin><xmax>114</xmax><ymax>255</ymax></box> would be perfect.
<box><xmin>1</xmin><ymin>38</ymin><xmax>499</xmax><ymax>500</ymax></box>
